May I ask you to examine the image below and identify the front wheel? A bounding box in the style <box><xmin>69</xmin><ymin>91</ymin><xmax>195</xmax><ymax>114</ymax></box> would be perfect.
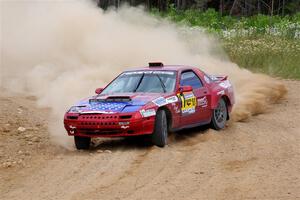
<box><xmin>74</xmin><ymin>136</ymin><xmax>91</xmax><ymax>150</ymax></box>
<box><xmin>211</xmin><ymin>98</ymin><xmax>228</xmax><ymax>130</ymax></box>
<box><xmin>151</xmin><ymin>110</ymin><xmax>168</xmax><ymax>147</ymax></box>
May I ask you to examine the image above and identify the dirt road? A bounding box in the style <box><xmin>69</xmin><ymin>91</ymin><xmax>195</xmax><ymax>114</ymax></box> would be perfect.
<box><xmin>0</xmin><ymin>80</ymin><xmax>299</xmax><ymax>200</ymax></box>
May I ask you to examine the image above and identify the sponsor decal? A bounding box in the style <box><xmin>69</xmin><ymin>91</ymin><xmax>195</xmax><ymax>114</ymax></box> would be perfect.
<box><xmin>209</xmin><ymin>75</ymin><xmax>219</xmax><ymax>81</ymax></box>
<box><xmin>217</xmin><ymin>90</ymin><xmax>225</xmax><ymax>95</ymax></box>
<box><xmin>204</xmin><ymin>75</ymin><xmax>211</xmax><ymax>83</ymax></box>
<box><xmin>152</xmin><ymin>97</ymin><xmax>167</xmax><ymax>106</ymax></box>
<box><xmin>119</xmin><ymin>122</ymin><xmax>130</xmax><ymax>125</ymax></box>
<box><xmin>197</xmin><ymin>97</ymin><xmax>208</xmax><ymax>108</ymax></box>
<box><xmin>69</xmin><ymin>125</ymin><xmax>76</xmax><ymax>134</ymax></box>
<box><xmin>174</xmin><ymin>106</ymin><xmax>181</xmax><ymax>113</ymax></box>
<box><xmin>123</xmin><ymin>71</ymin><xmax>175</xmax><ymax>76</ymax></box>
<box><xmin>182</xmin><ymin>107</ymin><xmax>195</xmax><ymax>114</ymax></box>
<box><xmin>166</xmin><ymin>96</ymin><xmax>178</xmax><ymax>104</ymax></box>
<box><xmin>80</xmin><ymin>110</ymin><xmax>115</xmax><ymax>114</ymax></box>
<box><xmin>171</xmin><ymin>103</ymin><xmax>181</xmax><ymax>113</ymax></box>
<box><xmin>123</xmin><ymin>71</ymin><xmax>151</xmax><ymax>75</ymax></box>
<box><xmin>121</xmin><ymin>125</ymin><xmax>129</xmax><ymax>129</ymax></box>
<box><xmin>140</xmin><ymin>109</ymin><xmax>156</xmax><ymax>117</ymax></box>
<box><xmin>219</xmin><ymin>80</ymin><xmax>231</xmax><ymax>89</ymax></box>
<box><xmin>184</xmin><ymin>93</ymin><xmax>194</xmax><ymax>99</ymax></box>
<box><xmin>177</xmin><ymin>92</ymin><xmax>197</xmax><ymax>115</ymax></box>
<box><xmin>153</xmin><ymin>71</ymin><xmax>175</xmax><ymax>75</ymax></box>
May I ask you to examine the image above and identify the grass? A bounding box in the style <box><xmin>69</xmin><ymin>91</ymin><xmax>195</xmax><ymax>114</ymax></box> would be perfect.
<box><xmin>223</xmin><ymin>36</ymin><xmax>300</xmax><ymax>79</ymax></box>
<box><xmin>152</xmin><ymin>8</ymin><xmax>300</xmax><ymax>79</ymax></box>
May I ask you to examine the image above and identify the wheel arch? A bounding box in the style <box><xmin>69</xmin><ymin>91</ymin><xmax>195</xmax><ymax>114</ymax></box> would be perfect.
<box><xmin>221</xmin><ymin>95</ymin><xmax>231</xmax><ymax>120</ymax></box>
<box><xmin>211</xmin><ymin>94</ymin><xmax>231</xmax><ymax>120</ymax></box>
<box><xmin>157</xmin><ymin>106</ymin><xmax>173</xmax><ymax>131</ymax></box>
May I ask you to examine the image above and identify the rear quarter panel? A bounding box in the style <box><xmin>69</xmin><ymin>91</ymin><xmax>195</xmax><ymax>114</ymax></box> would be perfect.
<box><xmin>209</xmin><ymin>80</ymin><xmax>235</xmax><ymax>111</ymax></box>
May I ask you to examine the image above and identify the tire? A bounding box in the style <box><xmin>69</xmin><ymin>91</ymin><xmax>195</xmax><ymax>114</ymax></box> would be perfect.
<box><xmin>211</xmin><ymin>98</ymin><xmax>228</xmax><ymax>130</ymax></box>
<box><xmin>74</xmin><ymin>136</ymin><xmax>91</xmax><ymax>150</ymax></box>
<box><xmin>151</xmin><ymin>110</ymin><xmax>168</xmax><ymax>147</ymax></box>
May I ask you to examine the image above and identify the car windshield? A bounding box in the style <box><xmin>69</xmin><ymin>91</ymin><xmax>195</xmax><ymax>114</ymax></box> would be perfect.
<box><xmin>101</xmin><ymin>71</ymin><xmax>176</xmax><ymax>94</ymax></box>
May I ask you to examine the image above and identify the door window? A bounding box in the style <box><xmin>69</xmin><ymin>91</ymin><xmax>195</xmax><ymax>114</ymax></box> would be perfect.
<box><xmin>180</xmin><ymin>71</ymin><xmax>203</xmax><ymax>89</ymax></box>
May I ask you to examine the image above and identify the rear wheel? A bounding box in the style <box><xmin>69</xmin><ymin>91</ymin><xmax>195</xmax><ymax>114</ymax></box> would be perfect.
<box><xmin>74</xmin><ymin>136</ymin><xmax>91</xmax><ymax>150</ymax></box>
<box><xmin>151</xmin><ymin>110</ymin><xmax>168</xmax><ymax>147</ymax></box>
<box><xmin>211</xmin><ymin>98</ymin><xmax>228</xmax><ymax>130</ymax></box>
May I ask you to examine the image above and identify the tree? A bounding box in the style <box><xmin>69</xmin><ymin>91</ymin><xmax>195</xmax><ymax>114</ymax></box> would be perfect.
<box><xmin>95</xmin><ymin>0</ymin><xmax>299</xmax><ymax>16</ymax></box>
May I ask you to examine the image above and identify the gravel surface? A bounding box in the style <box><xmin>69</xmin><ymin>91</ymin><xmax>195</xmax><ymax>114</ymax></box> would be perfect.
<box><xmin>0</xmin><ymin>80</ymin><xmax>299</xmax><ymax>200</ymax></box>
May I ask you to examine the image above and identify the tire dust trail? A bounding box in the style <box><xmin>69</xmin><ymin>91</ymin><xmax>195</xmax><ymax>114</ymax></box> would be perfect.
<box><xmin>0</xmin><ymin>80</ymin><xmax>299</xmax><ymax>200</ymax></box>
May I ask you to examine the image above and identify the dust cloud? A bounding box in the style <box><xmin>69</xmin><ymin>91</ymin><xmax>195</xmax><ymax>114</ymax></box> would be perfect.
<box><xmin>0</xmin><ymin>1</ymin><xmax>286</xmax><ymax>148</ymax></box>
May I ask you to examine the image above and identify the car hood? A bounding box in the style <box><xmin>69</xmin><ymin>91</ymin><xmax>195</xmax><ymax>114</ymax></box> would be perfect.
<box><xmin>74</xmin><ymin>93</ymin><xmax>169</xmax><ymax>113</ymax></box>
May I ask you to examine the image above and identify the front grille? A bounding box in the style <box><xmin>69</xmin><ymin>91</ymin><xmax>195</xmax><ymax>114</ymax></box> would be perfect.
<box><xmin>75</xmin><ymin>114</ymin><xmax>133</xmax><ymax>132</ymax></box>
<box><xmin>80</xmin><ymin>115</ymin><xmax>118</xmax><ymax>120</ymax></box>
<box><xmin>80</xmin><ymin>122</ymin><xmax>117</xmax><ymax>126</ymax></box>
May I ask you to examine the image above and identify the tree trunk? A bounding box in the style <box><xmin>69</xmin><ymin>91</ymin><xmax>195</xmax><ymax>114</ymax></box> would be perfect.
<box><xmin>271</xmin><ymin>0</ymin><xmax>274</xmax><ymax>16</ymax></box>
<box><xmin>230</xmin><ymin>0</ymin><xmax>239</xmax><ymax>15</ymax></box>
<box><xmin>181</xmin><ymin>0</ymin><xmax>186</xmax><ymax>10</ymax></box>
<box><xmin>219</xmin><ymin>0</ymin><xmax>224</xmax><ymax>16</ymax></box>
<box><xmin>244</xmin><ymin>0</ymin><xmax>247</xmax><ymax>16</ymax></box>
<box><xmin>282</xmin><ymin>0</ymin><xmax>285</xmax><ymax>15</ymax></box>
<box><xmin>177</xmin><ymin>0</ymin><xmax>181</xmax><ymax>9</ymax></box>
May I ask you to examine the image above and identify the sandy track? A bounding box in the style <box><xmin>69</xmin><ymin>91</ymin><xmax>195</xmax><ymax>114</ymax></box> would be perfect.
<box><xmin>0</xmin><ymin>80</ymin><xmax>299</xmax><ymax>200</ymax></box>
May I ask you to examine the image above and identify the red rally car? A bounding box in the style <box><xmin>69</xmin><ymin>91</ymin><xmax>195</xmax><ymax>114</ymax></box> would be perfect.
<box><xmin>64</xmin><ymin>62</ymin><xmax>235</xmax><ymax>149</ymax></box>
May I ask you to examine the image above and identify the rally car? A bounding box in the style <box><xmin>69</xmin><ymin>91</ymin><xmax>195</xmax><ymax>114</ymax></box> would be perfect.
<box><xmin>64</xmin><ymin>62</ymin><xmax>234</xmax><ymax>149</ymax></box>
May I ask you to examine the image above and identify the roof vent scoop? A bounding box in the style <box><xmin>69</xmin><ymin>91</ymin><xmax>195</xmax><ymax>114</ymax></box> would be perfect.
<box><xmin>149</xmin><ymin>62</ymin><xmax>164</xmax><ymax>67</ymax></box>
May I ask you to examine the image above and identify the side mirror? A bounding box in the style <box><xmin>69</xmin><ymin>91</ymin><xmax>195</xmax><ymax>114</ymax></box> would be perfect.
<box><xmin>95</xmin><ymin>88</ymin><xmax>104</xmax><ymax>94</ymax></box>
<box><xmin>179</xmin><ymin>85</ymin><xmax>193</xmax><ymax>93</ymax></box>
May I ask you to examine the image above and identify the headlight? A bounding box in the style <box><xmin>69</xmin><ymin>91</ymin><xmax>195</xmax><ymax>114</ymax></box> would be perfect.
<box><xmin>68</xmin><ymin>106</ymin><xmax>81</xmax><ymax>113</ymax></box>
<box><xmin>140</xmin><ymin>109</ymin><xmax>156</xmax><ymax>118</ymax></box>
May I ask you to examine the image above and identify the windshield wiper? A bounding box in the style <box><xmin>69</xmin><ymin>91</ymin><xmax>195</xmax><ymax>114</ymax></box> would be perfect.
<box><xmin>133</xmin><ymin>73</ymin><xmax>145</xmax><ymax>92</ymax></box>
<box><xmin>156</xmin><ymin>74</ymin><xmax>166</xmax><ymax>93</ymax></box>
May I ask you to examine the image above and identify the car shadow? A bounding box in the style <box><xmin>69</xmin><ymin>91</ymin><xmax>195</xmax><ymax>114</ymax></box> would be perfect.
<box><xmin>169</xmin><ymin>124</ymin><xmax>211</xmax><ymax>145</ymax></box>
<box><xmin>90</xmin><ymin>135</ymin><xmax>153</xmax><ymax>151</ymax></box>
<box><xmin>90</xmin><ymin>125</ymin><xmax>211</xmax><ymax>151</ymax></box>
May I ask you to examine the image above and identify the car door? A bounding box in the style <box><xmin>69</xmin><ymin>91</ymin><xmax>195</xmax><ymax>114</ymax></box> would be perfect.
<box><xmin>179</xmin><ymin>70</ymin><xmax>210</xmax><ymax>126</ymax></box>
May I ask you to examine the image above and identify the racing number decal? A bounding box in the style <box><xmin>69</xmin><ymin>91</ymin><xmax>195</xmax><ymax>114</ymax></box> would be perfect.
<box><xmin>177</xmin><ymin>92</ymin><xmax>197</xmax><ymax>115</ymax></box>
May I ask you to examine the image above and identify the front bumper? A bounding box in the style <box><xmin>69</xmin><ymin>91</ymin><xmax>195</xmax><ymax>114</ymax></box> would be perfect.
<box><xmin>64</xmin><ymin>112</ymin><xmax>155</xmax><ymax>137</ymax></box>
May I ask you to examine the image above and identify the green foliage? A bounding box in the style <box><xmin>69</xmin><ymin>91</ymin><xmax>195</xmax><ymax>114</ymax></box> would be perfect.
<box><xmin>153</xmin><ymin>9</ymin><xmax>300</xmax><ymax>39</ymax></box>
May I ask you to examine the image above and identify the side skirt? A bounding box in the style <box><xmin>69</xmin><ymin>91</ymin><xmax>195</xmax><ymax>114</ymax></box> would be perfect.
<box><xmin>170</xmin><ymin>119</ymin><xmax>211</xmax><ymax>132</ymax></box>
